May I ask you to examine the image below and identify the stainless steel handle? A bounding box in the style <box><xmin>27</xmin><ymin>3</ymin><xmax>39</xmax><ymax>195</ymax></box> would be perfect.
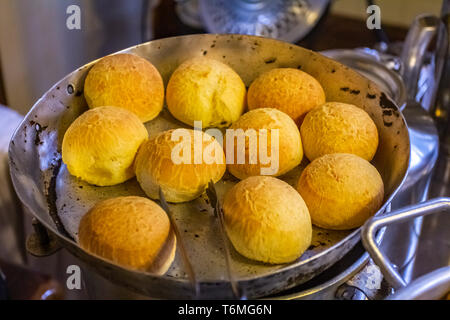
<box><xmin>400</xmin><ymin>14</ymin><xmax>441</xmax><ymax>99</ymax></box>
<box><xmin>361</xmin><ymin>197</ymin><xmax>450</xmax><ymax>289</ymax></box>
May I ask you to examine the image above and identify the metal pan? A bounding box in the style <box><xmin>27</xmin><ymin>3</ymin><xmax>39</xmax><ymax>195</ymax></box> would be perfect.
<box><xmin>8</xmin><ymin>34</ymin><xmax>410</xmax><ymax>299</ymax></box>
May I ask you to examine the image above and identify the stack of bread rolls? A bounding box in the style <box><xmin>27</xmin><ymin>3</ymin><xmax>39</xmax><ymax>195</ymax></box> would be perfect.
<box><xmin>61</xmin><ymin>53</ymin><xmax>384</xmax><ymax>271</ymax></box>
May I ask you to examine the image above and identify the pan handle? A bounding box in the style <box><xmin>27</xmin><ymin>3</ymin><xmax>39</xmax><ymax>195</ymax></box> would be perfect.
<box><xmin>400</xmin><ymin>14</ymin><xmax>442</xmax><ymax>99</ymax></box>
<box><xmin>361</xmin><ymin>197</ymin><xmax>450</xmax><ymax>289</ymax></box>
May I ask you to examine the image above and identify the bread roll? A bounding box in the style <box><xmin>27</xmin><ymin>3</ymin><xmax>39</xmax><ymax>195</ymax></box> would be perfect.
<box><xmin>166</xmin><ymin>57</ymin><xmax>246</xmax><ymax>128</ymax></box>
<box><xmin>247</xmin><ymin>68</ymin><xmax>325</xmax><ymax>125</ymax></box>
<box><xmin>300</xmin><ymin>102</ymin><xmax>379</xmax><ymax>161</ymax></box>
<box><xmin>297</xmin><ymin>153</ymin><xmax>384</xmax><ymax>230</ymax></box>
<box><xmin>135</xmin><ymin>129</ymin><xmax>226</xmax><ymax>203</ymax></box>
<box><xmin>62</xmin><ymin>106</ymin><xmax>148</xmax><ymax>186</ymax></box>
<box><xmin>225</xmin><ymin>108</ymin><xmax>303</xmax><ymax>180</ymax></box>
<box><xmin>223</xmin><ymin>176</ymin><xmax>312</xmax><ymax>264</ymax></box>
<box><xmin>78</xmin><ymin>196</ymin><xmax>176</xmax><ymax>273</ymax></box>
<box><xmin>84</xmin><ymin>53</ymin><xmax>164</xmax><ymax>122</ymax></box>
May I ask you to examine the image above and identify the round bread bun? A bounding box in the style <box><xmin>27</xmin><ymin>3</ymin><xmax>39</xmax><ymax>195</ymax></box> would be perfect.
<box><xmin>300</xmin><ymin>102</ymin><xmax>379</xmax><ymax>161</ymax></box>
<box><xmin>247</xmin><ymin>68</ymin><xmax>325</xmax><ymax>125</ymax></box>
<box><xmin>62</xmin><ymin>106</ymin><xmax>148</xmax><ymax>186</ymax></box>
<box><xmin>84</xmin><ymin>53</ymin><xmax>164</xmax><ymax>122</ymax></box>
<box><xmin>135</xmin><ymin>129</ymin><xmax>226</xmax><ymax>203</ymax></box>
<box><xmin>225</xmin><ymin>108</ymin><xmax>303</xmax><ymax>180</ymax></box>
<box><xmin>297</xmin><ymin>153</ymin><xmax>384</xmax><ymax>230</ymax></box>
<box><xmin>78</xmin><ymin>196</ymin><xmax>176</xmax><ymax>274</ymax></box>
<box><xmin>166</xmin><ymin>57</ymin><xmax>246</xmax><ymax>128</ymax></box>
<box><xmin>223</xmin><ymin>176</ymin><xmax>312</xmax><ymax>264</ymax></box>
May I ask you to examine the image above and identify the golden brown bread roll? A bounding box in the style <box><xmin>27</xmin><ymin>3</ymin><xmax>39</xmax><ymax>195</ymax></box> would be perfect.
<box><xmin>62</xmin><ymin>106</ymin><xmax>148</xmax><ymax>186</ymax></box>
<box><xmin>247</xmin><ymin>68</ymin><xmax>326</xmax><ymax>125</ymax></box>
<box><xmin>78</xmin><ymin>196</ymin><xmax>176</xmax><ymax>273</ymax></box>
<box><xmin>223</xmin><ymin>176</ymin><xmax>312</xmax><ymax>264</ymax></box>
<box><xmin>300</xmin><ymin>102</ymin><xmax>379</xmax><ymax>161</ymax></box>
<box><xmin>297</xmin><ymin>153</ymin><xmax>384</xmax><ymax>230</ymax></box>
<box><xmin>166</xmin><ymin>57</ymin><xmax>246</xmax><ymax>128</ymax></box>
<box><xmin>84</xmin><ymin>53</ymin><xmax>164</xmax><ymax>122</ymax></box>
<box><xmin>135</xmin><ymin>129</ymin><xmax>226</xmax><ymax>203</ymax></box>
<box><xmin>224</xmin><ymin>108</ymin><xmax>303</xmax><ymax>180</ymax></box>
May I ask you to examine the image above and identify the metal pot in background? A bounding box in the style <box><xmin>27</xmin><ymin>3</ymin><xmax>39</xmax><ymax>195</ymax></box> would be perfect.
<box><xmin>175</xmin><ymin>0</ymin><xmax>330</xmax><ymax>42</ymax></box>
<box><xmin>361</xmin><ymin>10</ymin><xmax>450</xmax><ymax>299</ymax></box>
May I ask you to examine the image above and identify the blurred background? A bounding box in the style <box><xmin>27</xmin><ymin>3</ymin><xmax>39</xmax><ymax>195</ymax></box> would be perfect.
<box><xmin>0</xmin><ymin>0</ymin><xmax>443</xmax><ymax>115</ymax></box>
<box><xmin>0</xmin><ymin>0</ymin><xmax>448</xmax><ymax>300</ymax></box>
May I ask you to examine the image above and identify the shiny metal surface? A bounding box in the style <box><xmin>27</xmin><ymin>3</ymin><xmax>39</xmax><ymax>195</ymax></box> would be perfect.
<box><xmin>8</xmin><ymin>34</ymin><xmax>410</xmax><ymax>299</ymax></box>
<box><xmin>362</xmin><ymin>198</ymin><xmax>450</xmax><ymax>289</ymax></box>
<box><xmin>199</xmin><ymin>0</ymin><xmax>329</xmax><ymax>43</ymax></box>
<box><xmin>373</xmin><ymin>13</ymin><xmax>443</xmax><ymax>289</ymax></box>
<box><xmin>400</xmin><ymin>14</ymin><xmax>441</xmax><ymax>99</ymax></box>
<box><xmin>400</xmin><ymin>14</ymin><xmax>447</xmax><ymax>111</ymax></box>
<box><xmin>158</xmin><ymin>188</ymin><xmax>199</xmax><ymax>297</ymax></box>
<box><xmin>381</xmin><ymin>102</ymin><xmax>439</xmax><ymax>285</ymax></box>
<box><xmin>411</xmin><ymin>183</ymin><xmax>450</xmax><ymax>280</ymax></box>
<box><xmin>321</xmin><ymin>49</ymin><xmax>407</xmax><ymax>110</ymax></box>
<box><xmin>206</xmin><ymin>182</ymin><xmax>243</xmax><ymax>299</ymax></box>
<box><xmin>398</xmin><ymin>104</ymin><xmax>439</xmax><ymax>190</ymax></box>
<box><xmin>409</xmin><ymin>1</ymin><xmax>450</xmax><ymax>286</ymax></box>
<box><xmin>273</xmin><ymin>228</ymin><xmax>386</xmax><ymax>300</ymax></box>
<box><xmin>388</xmin><ymin>266</ymin><xmax>450</xmax><ymax>300</ymax></box>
